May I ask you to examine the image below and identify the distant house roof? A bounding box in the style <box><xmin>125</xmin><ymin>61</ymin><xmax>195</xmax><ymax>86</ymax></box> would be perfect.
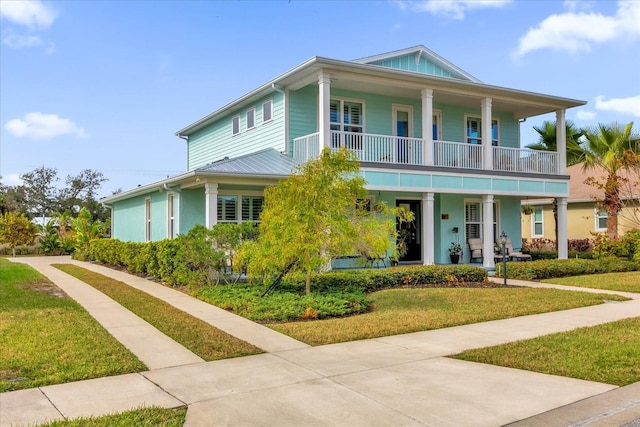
<box><xmin>195</xmin><ymin>148</ymin><xmax>298</xmax><ymax>176</ymax></box>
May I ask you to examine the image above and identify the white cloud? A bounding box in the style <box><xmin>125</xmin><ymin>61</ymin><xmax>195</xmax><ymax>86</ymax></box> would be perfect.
<box><xmin>2</xmin><ymin>30</ymin><xmax>43</xmax><ymax>48</ymax></box>
<box><xmin>398</xmin><ymin>0</ymin><xmax>511</xmax><ymax>20</ymax></box>
<box><xmin>0</xmin><ymin>0</ymin><xmax>57</xmax><ymax>30</ymax></box>
<box><xmin>514</xmin><ymin>1</ymin><xmax>640</xmax><ymax>57</ymax></box>
<box><xmin>575</xmin><ymin>110</ymin><xmax>597</xmax><ymax>121</ymax></box>
<box><xmin>0</xmin><ymin>174</ymin><xmax>23</xmax><ymax>186</ymax></box>
<box><xmin>4</xmin><ymin>112</ymin><xmax>86</xmax><ymax>140</ymax></box>
<box><xmin>594</xmin><ymin>95</ymin><xmax>640</xmax><ymax>118</ymax></box>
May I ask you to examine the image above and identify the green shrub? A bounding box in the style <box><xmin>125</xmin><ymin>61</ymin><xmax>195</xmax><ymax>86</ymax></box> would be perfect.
<box><xmin>527</xmin><ymin>251</ymin><xmax>593</xmax><ymax>260</ymax></box>
<box><xmin>496</xmin><ymin>258</ymin><xmax>640</xmax><ymax>280</ymax></box>
<box><xmin>592</xmin><ymin>230</ymin><xmax>640</xmax><ymax>260</ymax></box>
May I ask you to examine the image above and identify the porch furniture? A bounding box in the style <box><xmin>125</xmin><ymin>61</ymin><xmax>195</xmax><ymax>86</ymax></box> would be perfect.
<box><xmin>468</xmin><ymin>238</ymin><xmax>483</xmax><ymax>263</ymax></box>
<box><xmin>504</xmin><ymin>238</ymin><xmax>532</xmax><ymax>261</ymax></box>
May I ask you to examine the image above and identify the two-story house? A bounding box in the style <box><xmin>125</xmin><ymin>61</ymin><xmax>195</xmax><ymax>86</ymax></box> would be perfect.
<box><xmin>101</xmin><ymin>46</ymin><xmax>585</xmax><ymax>269</ymax></box>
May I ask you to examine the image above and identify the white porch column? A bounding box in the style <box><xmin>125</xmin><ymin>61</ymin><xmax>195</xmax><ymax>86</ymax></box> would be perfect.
<box><xmin>421</xmin><ymin>88</ymin><xmax>434</xmax><ymax>166</ymax></box>
<box><xmin>482</xmin><ymin>194</ymin><xmax>495</xmax><ymax>269</ymax></box>
<box><xmin>557</xmin><ymin>197</ymin><xmax>568</xmax><ymax>259</ymax></box>
<box><xmin>318</xmin><ymin>72</ymin><xmax>331</xmax><ymax>150</ymax></box>
<box><xmin>422</xmin><ymin>192</ymin><xmax>435</xmax><ymax>265</ymax></box>
<box><xmin>556</xmin><ymin>109</ymin><xmax>567</xmax><ymax>174</ymax></box>
<box><xmin>204</xmin><ymin>182</ymin><xmax>218</xmax><ymax>229</ymax></box>
<box><xmin>481</xmin><ymin>97</ymin><xmax>493</xmax><ymax>171</ymax></box>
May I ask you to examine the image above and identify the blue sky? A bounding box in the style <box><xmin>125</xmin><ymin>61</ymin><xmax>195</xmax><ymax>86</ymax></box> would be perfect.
<box><xmin>1</xmin><ymin>0</ymin><xmax>639</xmax><ymax>196</ymax></box>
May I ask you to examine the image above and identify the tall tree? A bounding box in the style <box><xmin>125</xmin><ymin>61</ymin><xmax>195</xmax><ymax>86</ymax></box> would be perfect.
<box><xmin>241</xmin><ymin>148</ymin><xmax>401</xmax><ymax>295</ymax></box>
<box><xmin>19</xmin><ymin>166</ymin><xmax>59</xmax><ymax>224</ymax></box>
<box><xmin>526</xmin><ymin>120</ymin><xmax>584</xmax><ymax>247</ymax></box>
<box><xmin>58</xmin><ymin>169</ymin><xmax>107</xmax><ymax>215</ymax></box>
<box><xmin>581</xmin><ymin>122</ymin><xmax>639</xmax><ymax>239</ymax></box>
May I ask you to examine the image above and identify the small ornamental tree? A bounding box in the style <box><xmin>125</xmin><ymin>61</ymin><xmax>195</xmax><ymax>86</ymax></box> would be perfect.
<box><xmin>239</xmin><ymin>148</ymin><xmax>406</xmax><ymax>295</ymax></box>
<box><xmin>0</xmin><ymin>212</ymin><xmax>38</xmax><ymax>256</ymax></box>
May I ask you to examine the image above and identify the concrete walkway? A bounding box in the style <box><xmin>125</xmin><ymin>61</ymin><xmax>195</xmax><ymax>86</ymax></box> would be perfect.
<box><xmin>1</xmin><ymin>256</ymin><xmax>639</xmax><ymax>427</ymax></box>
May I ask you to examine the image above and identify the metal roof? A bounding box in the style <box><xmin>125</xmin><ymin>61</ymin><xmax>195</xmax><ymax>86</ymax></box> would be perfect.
<box><xmin>196</xmin><ymin>148</ymin><xmax>298</xmax><ymax>176</ymax></box>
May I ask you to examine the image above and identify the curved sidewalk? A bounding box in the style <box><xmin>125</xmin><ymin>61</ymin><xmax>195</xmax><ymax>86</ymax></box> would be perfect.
<box><xmin>1</xmin><ymin>257</ymin><xmax>639</xmax><ymax>427</ymax></box>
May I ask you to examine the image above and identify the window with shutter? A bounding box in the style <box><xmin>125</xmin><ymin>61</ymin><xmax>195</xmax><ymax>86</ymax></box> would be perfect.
<box><xmin>242</xmin><ymin>196</ymin><xmax>263</xmax><ymax>222</ymax></box>
<box><xmin>217</xmin><ymin>196</ymin><xmax>237</xmax><ymax>222</ymax></box>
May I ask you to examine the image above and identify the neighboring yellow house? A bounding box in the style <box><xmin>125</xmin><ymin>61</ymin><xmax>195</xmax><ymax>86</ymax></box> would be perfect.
<box><xmin>522</xmin><ymin>164</ymin><xmax>639</xmax><ymax>241</ymax></box>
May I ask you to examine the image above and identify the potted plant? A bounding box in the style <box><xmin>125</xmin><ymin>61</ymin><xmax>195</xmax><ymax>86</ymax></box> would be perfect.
<box><xmin>521</xmin><ymin>205</ymin><xmax>534</xmax><ymax>215</ymax></box>
<box><xmin>449</xmin><ymin>242</ymin><xmax>462</xmax><ymax>264</ymax></box>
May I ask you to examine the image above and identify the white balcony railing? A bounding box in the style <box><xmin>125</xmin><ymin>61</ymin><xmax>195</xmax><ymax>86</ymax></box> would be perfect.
<box><xmin>292</xmin><ymin>132</ymin><xmax>559</xmax><ymax>175</ymax></box>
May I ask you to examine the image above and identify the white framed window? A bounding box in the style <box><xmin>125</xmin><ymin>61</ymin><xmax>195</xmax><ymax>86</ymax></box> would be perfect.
<box><xmin>232</xmin><ymin>115</ymin><xmax>240</xmax><ymax>135</ymax></box>
<box><xmin>433</xmin><ymin>110</ymin><xmax>442</xmax><ymax>141</ymax></box>
<box><xmin>465</xmin><ymin>116</ymin><xmax>499</xmax><ymax>146</ymax></box>
<box><xmin>464</xmin><ymin>199</ymin><xmax>500</xmax><ymax>243</ymax></box>
<box><xmin>532</xmin><ymin>207</ymin><xmax>544</xmax><ymax>237</ymax></box>
<box><xmin>329</xmin><ymin>98</ymin><xmax>365</xmax><ymax>151</ymax></box>
<box><xmin>262</xmin><ymin>100</ymin><xmax>272</xmax><ymax>123</ymax></box>
<box><xmin>217</xmin><ymin>195</ymin><xmax>238</xmax><ymax>222</ymax></box>
<box><xmin>246</xmin><ymin>108</ymin><xmax>255</xmax><ymax>130</ymax></box>
<box><xmin>242</xmin><ymin>196</ymin><xmax>264</xmax><ymax>222</ymax></box>
<box><xmin>145</xmin><ymin>197</ymin><xmax>151</xmax><ymax>242</ymax></box>
<box><xmin>596</xmin><ymin>209</ymin><xmax>607</xmax><ymax>232</ymax></box>
<box><xmin>167</xmin><ymin>193</ymin><xmax>174</xmax><ymax>239</ymax></box>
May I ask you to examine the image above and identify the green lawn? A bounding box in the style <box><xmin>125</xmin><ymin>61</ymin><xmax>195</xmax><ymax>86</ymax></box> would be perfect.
<box><xmin>0</xmin><ymin>258</ymin><xmax>145</xmax><ymax>392</ymax></box>
<box><xmin>542</xmin><ymin>271</ymin><xmax>640</xmax><ymax>293</ymax></box>
<box><xmin>455</xmin><ymin>316</ymin><xmax>640</xmax><ymax>386</ymax></box>
<box><xmin>269</xmin><ymin>287</ymin><xmax>628</xmax><ymax>345</ymax></box>
<box><xmin>40</xmin><ymin>406</ymin><xmax>187</xmax><ymax>427</ymax></box>
<box><xmin>54</xmin><ymin>264</ymin><xmax>263</xmax><ymax>360</ymax></box>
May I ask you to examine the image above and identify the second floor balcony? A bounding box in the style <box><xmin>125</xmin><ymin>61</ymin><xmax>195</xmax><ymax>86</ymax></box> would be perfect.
<box><xmin>293</xmin><ymin>131</ymin><xmax>559</xmax><ymax>175</ymax></box>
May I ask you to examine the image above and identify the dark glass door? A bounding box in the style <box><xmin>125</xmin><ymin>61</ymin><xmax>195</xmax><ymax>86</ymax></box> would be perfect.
<box><xmin>396</xmin><ymin>200</ymin><xmax>421</xmax><ymax>262</ymax></box>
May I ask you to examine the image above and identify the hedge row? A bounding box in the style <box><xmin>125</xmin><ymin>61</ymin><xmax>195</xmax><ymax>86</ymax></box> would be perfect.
<box><xmin>495</xmin><ymin>258</ymin><xmax>640</xmax><ymax>281</ymax></box>
<box><xmin>527</xmin><ymin>251</ymin><xmax>594</xmax><ymax>260</ymax></box>
<box><xmin>282</xmin><ymin>264</ymin><xmax>488</xmax><ymax>294</ymax></box>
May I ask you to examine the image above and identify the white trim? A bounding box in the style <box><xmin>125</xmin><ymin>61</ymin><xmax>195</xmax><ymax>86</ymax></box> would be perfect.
<box><xmin>144</xmin><ymin>197</ymin><xmax>151</xmax><ymax>242</ymax></box>
<box><xmin>433</xmin><ymin>109</ymin><xmax>442</xmax><ymax>140</ymax></box>
<box><xmin>246</xmin><ymin>108</ymin><xmax>256</xmax><ymax>130</ymax></box>
<box><xmin>167</xmin><ymin>192</ymin><xmax>175</xmax><ymax>239</ymax></box>
<box><xmin>464</xmin><ymin>114</ymin><xmax>499</xmax><ymax>146</ymax></box>
<box><xmin>329</xmin><ymin>96</ymin><xmax>366</xmax><ymax>133</ymax></box>
<box><xmin>532</xmin><ymin>206</ymin><xmax>544</xmax><ymax>237</ymax></box>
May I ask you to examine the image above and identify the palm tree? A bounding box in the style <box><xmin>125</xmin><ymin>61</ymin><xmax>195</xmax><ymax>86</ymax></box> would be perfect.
<box><xmin>581</xmin><ymin>122</ymin><xmax>639</xmax><ymax>239</ymax></box>
<box><xmin>526</xmin><ymin>120</ymin><xmax>584</xmax><ymax>247</ymax></box>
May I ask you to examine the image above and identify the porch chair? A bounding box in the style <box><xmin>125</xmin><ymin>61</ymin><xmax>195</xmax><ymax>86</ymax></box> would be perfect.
<box><xmin>467</xmin><ymin>238</ymin><xmax>483</xmax><ymax>263</ymax></box>
<box><xmin>504</xmin><ymin>238</ymin><xmax>532</xmax><ymax>262</ymax></box>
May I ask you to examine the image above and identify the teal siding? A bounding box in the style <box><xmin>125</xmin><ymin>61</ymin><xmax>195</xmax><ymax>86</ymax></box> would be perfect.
<box><xmin>150</xmin><ymin>192</ymin><xmax>166</xmax><ymax>241</ymax></box>
<box><xmin>187</xmin><ymin>92</ymin><xmax>285</xmax><ymax>170</ymax></box>
<box><xmin>370</xmin><ymin>55</ymin><xmax>456</xmax><ymax>79</ymax></box>
<box><xmin>112</xmin><ymin>194</ymin><xmax>147</xmax><ymax>242</ymax></box>
<box><xmin>180</xmin><ymin>188</ymin><xmax>205</xmax><ymax>233</ymax></box>
<box><xmin>288</xmin><ymin>86</ymin><xmax>317</xmax><ymax>153</ymax></box>
<box><xmin>437</xmin><ymin>103</ymin><xmax>518</xmax><ymax>147</ymax></box>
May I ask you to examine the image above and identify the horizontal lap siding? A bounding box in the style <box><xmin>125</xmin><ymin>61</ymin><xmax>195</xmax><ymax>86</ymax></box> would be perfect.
<box><xmin>371</xmin><ymin>55</ymin><xmax>454</xmax><ymax>79</ymax></box>
<box><xmin>288</xmin><ymin>86</ymin><xmax>317</xmax><ymax>154</ymax></box>
<box><xmin>180</xmin><ymin>188</ymin><xmax>205</xmax><ymax>234</ymax></box>
<box><xmin>187</xmin><ymin>92</ymin><xmax>285</xmax><ymax>170</ymax></box>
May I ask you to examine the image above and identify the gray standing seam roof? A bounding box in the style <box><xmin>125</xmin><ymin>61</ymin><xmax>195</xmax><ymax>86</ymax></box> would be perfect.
<box><xmin>195</xmin><ymin>148</ymin><xmax>299</xmax><ymax>176</ymax></box>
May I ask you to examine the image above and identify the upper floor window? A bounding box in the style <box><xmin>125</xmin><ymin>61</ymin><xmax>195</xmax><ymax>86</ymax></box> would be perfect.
<box><xmin>246</xmin><ymin>109</ymin><xmax>255</xmax><ymax>130</ymax></box>
<box><xmin>330</xmin><ymin>99</ymin><xmax>363</xmax><ymax>133</ymax></box>
<box><xmin>232</xmin><ymin>115</ymin><xmax>240</xmax><ymax>136</ymax></box>
<box><xmin>466</xmin><ymin>117</ymin><xmax>498</xmax><ymax>146</ymax></box>
<box><xmin>596</xmin><ymin>209</ymin><xmax>607</xmax><ymax>232</ymax></box>
<box><xmin>532</xmin><ymin>207</ymin><xmax>544</xmax><ymax>237</ymax></box>
<box><xmin>262</xmin><ymin>100</ymin><xmax>272</xmax><ymax>123</ymax></box>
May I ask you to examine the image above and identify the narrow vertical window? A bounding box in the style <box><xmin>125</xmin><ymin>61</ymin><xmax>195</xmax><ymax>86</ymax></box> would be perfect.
<box><xmin>232</xmin><ymin>115</ymin><xmax>240</xmax><ymax>135</ymax></box>
<box><xmin>596</xmin><ymin>209</ymin><xmax>607</xmax><ymax>231</ymax></box>
<box><xmin>532</xmin><ymin>207</ymin><xmax>544</xmax><ymax>237</ymax></box>
<box><xmin>167</xmin><ymin>193</ymin><xmax>174</xmax><ymax>239</ymax></box>
<box><xmin>262</xmin><ymin>100</ymin><xmax>272</xmax><ymax>123</ymax></box>
<box><xmin>145</xmin><ymin>197</ymin><xmax>151</xmax><ymax>242</ymax></box>
<box><xmin>246</xmin><ymin>109</ymin><xmax>255</xmax><ymax>130</ymax></box>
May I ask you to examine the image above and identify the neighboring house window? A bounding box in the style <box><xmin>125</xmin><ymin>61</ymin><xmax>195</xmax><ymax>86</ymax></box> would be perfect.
<box><xmin>232</xmin><ymin>115</ymin><xmax>240</xmax><ymax>135</ymax></box>
<box><xmin>262</xmin><ymin>100</ymin><xmax>272</xmax><ymax>123</ymax></box>
<box><xmin>217</xmin><ymin>196</ymin><xmax>238</xmax><ymax>222</ymax></box>
<box><xmin>246</xmin><ymin>109</ymin><xmax>255</xmax><ymax>130</ymax></box>
<box><xmin>145</xmin><ymin>197</ymin><xmax>151</xmax><ymax>242</ymax></box>
<box><xmin>242</xmin><ymin>196</ymin><xmax>264</xmax><ymax>222</ymax></box>
<box><xmin>330</xmin><ymin>98</ymin><xmax>364</xmax><ymax>151</ymax></box>
<box><xmin>167</xmin><ymin>193</ymin><xmax>174</xmax><ymax>239</ymax></box>
<box><xmin>466</xmin><ymin>117</ymin><xmax>499</xmax><ymax>146</ymax></box>
<box><xmin>596</xmin><ymin>209</ymin><xmax>607</xmax><ymax>232</ymax></box>
<box><xmin>532</xmin><ymin>207</ymin><xmax>543</xmax><ymax>237</ymax></box>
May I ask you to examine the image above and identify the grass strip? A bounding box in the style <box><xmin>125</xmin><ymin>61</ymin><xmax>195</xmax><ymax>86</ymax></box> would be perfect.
<box><xmin>0</xmin><ymin>258</ymin><xmax>145</xmax><ymax>392</ymax></box>
<box><xmin>269</xmin><ymin>287</ymin><xmax>628</xmax><ymax>346</ymax></box>
<box><xmin>54</xmin><ymin>264</ymin><xmax>263</xmax><ymax>360</ymax></box>
<box><xmin>454</xmin><ymin>316</ymin><xmax>640</xmax><ymax>386</ymax></box>
<box><xmin>542</xmin><ymin>271</ymin><xmax>640</xmax><ymax>293</ymax></box>
<box><xmin>39</xmin><ymin>406</ymin><xmax>187</xmax><ymax>426</ymax></box>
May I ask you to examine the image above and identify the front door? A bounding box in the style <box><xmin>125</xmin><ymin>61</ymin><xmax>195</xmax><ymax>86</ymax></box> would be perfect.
<box><xmin>396</xmin><ymin>200</ymin><xmax>421</xmax><ymax>262</ymax></box>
